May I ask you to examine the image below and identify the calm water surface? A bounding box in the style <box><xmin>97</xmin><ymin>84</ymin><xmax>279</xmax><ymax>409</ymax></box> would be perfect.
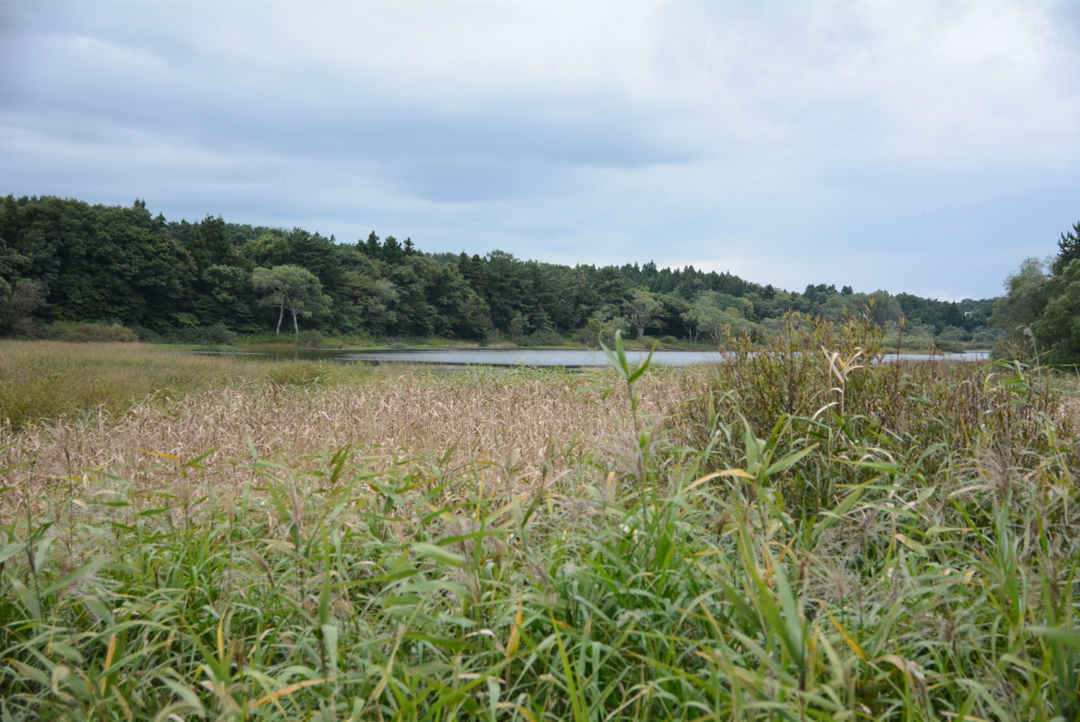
<box><xmin>202</xmin><ymin>347</ymin><xmax>990</xmax><ymax>368</ymax></box>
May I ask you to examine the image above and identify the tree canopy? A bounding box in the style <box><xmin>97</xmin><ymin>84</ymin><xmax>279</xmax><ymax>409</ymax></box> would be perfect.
<box><xmin>991</xmin><ymin>219</ymin><xmax>1080</xmax><ymax>364</ymax></box>
<box><xmin>252</xmin><ymin>265</ymin><xmax>332</xmax><ymax>336</ymax></box>
<box><xmin>0</xmin><ymin>194</ymin><xmax>998</xmax><ymax>344</ymax></box>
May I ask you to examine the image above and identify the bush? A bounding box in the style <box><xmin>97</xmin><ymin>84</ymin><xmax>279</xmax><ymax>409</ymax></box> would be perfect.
<box><xmin>130</xmin><ymin>324</ymin><xmax>164</xmax><ymax>343</ymax></box>
<box><xmin>934</xmin><ymin>338</ymin><xmax>965</xmax><ymax>353</ymax></box>
<box><xmin>522</xmin><ymin>328</ymin><xmax>565</xmax><ymax>347</ymax></box>
<box><xmin>160</xmin><ymin>324</ymin><xmax>235</xmax><ymax>346</ymax></box>
<box><xmin>939</xmin><ymin>324</ymin><xmax>971</xmax><ymax>342</ymax></box>
<box><xmin>295</xmin><ymin>329</ymin><xmax>324</xmax><ymax>348</ymax></box>
<box><xmin>572</xmin><ymin>327</ymin><xmax>598</xmax><ymax>347</ymax></box>
<box><xmin>46</xmin><ymin>321</ymin><xmax>138</xmax><ymax>343</ymax></box>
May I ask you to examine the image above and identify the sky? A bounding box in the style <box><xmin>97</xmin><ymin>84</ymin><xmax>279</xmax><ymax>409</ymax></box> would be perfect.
<box><xmin>2</xmin><ymin>2</ymin><xmax>1079</xmax><ymax>300</ymax></box>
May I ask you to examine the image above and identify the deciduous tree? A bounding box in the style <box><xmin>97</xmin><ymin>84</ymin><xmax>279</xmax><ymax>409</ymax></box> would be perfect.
<box><xmin>989</xmin><ymin>256</ymin><xmax>1052</xmax><ymax>353</ymax></box>
<box><xmin>252</xmin><ymin>265</ymin><xmax>332</xmax><ymax>337</ymax></box>
<box><xmin>623</xmin><ymin>289</ymin><xmax>662</xmax><ymax>339</ymax></box>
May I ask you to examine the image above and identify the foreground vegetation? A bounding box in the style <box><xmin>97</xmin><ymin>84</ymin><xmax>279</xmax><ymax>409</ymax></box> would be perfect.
<box><xmin>2</xmin><ymin>315</ymin><xmax>1080</xmax><ymax>720</ymax></box>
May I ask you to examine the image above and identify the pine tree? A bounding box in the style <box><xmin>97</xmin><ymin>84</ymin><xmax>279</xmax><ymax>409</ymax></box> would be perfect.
<box><xmin>1052</xmin><ymin>221</ymin><xmax>1080</xmax><ymax>275</ymax></box>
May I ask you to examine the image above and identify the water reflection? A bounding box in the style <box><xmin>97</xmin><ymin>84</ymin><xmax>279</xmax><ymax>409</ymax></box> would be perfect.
<box><xmin>197</xmin><ymin>347</ymin><xmax>991</xmax><ymax>368</ymax></box>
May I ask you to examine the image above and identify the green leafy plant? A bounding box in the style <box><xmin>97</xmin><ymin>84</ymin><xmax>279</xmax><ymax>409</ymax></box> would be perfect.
<box><xmin>2</xmin><ymin>323</ymin><xmax>1080</xmax><ymax>720</ymax></box>
<box><xmin>599</xmin><ymin>329</ymin><xmax>657</xmax><ymax>426</ymax></box>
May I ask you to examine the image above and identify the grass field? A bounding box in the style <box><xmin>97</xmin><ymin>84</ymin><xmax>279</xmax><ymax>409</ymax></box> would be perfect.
<box><xmin>2</xmin><ymin>314</ymin><xmax>1080</xmax><ymax>720</ymax></box>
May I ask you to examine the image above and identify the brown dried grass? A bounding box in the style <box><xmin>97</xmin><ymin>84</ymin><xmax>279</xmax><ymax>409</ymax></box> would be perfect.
<box><xmin>1</xmin><ymin>360</ymin><xmax>700</xmax><ymax>513</ymax></box>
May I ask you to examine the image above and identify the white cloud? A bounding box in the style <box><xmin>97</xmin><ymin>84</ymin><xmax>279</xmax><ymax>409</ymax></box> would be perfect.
<box><xmin>1</xmin><ymin>1</ymin><xmax>1078</xmax><ymax>298</ymax></box>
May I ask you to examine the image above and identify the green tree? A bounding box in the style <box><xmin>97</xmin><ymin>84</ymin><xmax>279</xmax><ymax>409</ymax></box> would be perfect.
<box><xmin>362</xmin><ymin>277</ymin><xmax>400</xmax><ymax>333</ymax></box>
<box><xmin>623</xmin><ymin>288</ymin><xmax>663</xmax><ymax>338</ymax></box>
<box><xmin>584</xmin><ymin>306</ymin><xmax>630</xmax><ymax>346</ymax></box>
<box><xmin>1033</xmin><ymin>258</ymin><xmax>1080</xmax><ymax>364</ymax></box>
<box><xmin>682</xmin><ymin>292</ymin><xmax>757</xmax><ymax>343</ymax></box>
<box><xmin>8</xmin><ymin>198</ymin><xmax>195</xmax><ymax>329</ymax></box>
<box><xmin>0</xmin><ymin>277</ymin><xmax>46</xmax><ymax>335</ymax></box>
<box><xmin>252</xmin><ymin>265</ymin><xmax>332</xmax><ymax>337</ymax></box>
<box><xmin>241</xmin><ymin>232</ymin><xmax>291</xmax><ymax>268</ymax></box>
<box><xmin>183</xmin><ymin>215</ymin><xmax>236</xmax><ymax>273</ymax></box>
<box><xmin>652</xmin><ymin>292</ymin><xmax>691</xmax><ymax>339</ymax></box>
<box><xmin>1052</xmin><ymin>221</ymin><xmax>1080</xmax><ymax>275</ymax></box>
<box><xmin>196</xmin><ymin>265</ymin><xmax>257</xmax><ymax>330</ymax></box>
<box><xmin>683</xmin><ymin>303</ymin><xmax>756</xmax><ymax>344</ymax></box>
<box><xmin>990</xmin><ymin>221</ymin><xmax>1080</xmax><ymax>362</ymax></box>
<box><xmin>426</xmin><ymin>264</ymin><xmax>491</xmax><ymax>339</ymax></box>
<box><xmin>989</xmin><ymin>256</ymin><xmax>1052</xmax><ymax>353</ymax></box>
<box><xmin>451</xmin><ymin>293</ymin><xmax>492</xmax><ymax>338</ymax></box>
<box><xmin>0</xmin><ymin>193</ymin><xmax>1018</xmax><ymax>344</ymax></box>
<box><xmin>680</xmin><ymin>306</ymin><xmax>703</xmax><ymax>343</ymax></box>
<box><xmin>383</xmin><ymin>261</ymin><xmax>437</xmax><ymax>336</ymax></box>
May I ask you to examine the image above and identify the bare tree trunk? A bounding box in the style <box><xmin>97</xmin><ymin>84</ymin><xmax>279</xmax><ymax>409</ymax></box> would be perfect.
<box><xmin>292</xmin><ymin>307</ymin><xmax>299</xmax><ymax>337</ymax></box>
<box><xmin>275</xmin><ymin>301</ymin><xmax>285</xmax><ymax>335</ymax></box>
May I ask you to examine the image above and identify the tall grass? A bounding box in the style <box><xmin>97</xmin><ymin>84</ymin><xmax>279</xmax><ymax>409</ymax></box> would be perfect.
<box><xmin>673</xmin><ymin>312</ymin><xmax>1072</xmax><ymax>516</ymax></box>
<box><xmin>2</xmin><ymin>318</ymin><xmax>1080</xmax><ymax>720</ymax></box>
<box><xmin>0</xmin><ymin>341</ymin><xmax>376</xmax><ymax>433</ymax></box>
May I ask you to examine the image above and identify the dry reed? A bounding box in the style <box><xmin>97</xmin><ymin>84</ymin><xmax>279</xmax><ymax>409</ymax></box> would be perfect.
<box><xmin>1</xmin><ymin>358</ymin><xmax>696</xmax><ymax>514</ymax></box>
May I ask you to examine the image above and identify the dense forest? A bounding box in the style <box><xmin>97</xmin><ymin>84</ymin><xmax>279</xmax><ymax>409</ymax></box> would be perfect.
<box><xmin>0</xmin><ymin>195</ymin><xmax>999</xmax><ymax>348</ymax></box>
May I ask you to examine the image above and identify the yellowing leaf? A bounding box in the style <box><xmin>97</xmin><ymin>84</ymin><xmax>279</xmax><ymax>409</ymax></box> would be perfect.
<box><xmin>252</xmin><ymin>678</ymin><xmax>332</xmax><ymax>709</ymax></box>
<box><xmin>136</xmin><ymin>449</ymin><xmax>181</xmax><ymax>460</ymax></box>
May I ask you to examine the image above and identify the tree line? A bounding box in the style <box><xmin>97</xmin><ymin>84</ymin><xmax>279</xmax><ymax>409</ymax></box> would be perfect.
<box><xmin>0</xmin><ymin>195</ymin><xmax>997</xmax><ymax>347</ymax></box>
<box><xmin>990</xmin><ymin>220</ymin><xmax>1080</xmax><ymax>364</ymax></box>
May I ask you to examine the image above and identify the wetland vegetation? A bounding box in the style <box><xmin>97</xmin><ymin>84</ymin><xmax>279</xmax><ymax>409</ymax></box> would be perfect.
<box><xmin>3</xmin><ymin>313</ymin><xmax>1080</xmax><ymax>720</ymax></box>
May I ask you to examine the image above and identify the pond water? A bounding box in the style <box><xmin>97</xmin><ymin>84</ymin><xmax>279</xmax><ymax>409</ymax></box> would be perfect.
<box><xmin>200</xmin><ymin>347</ymin><xmax>991</xmax><ymax>368</ymax></box>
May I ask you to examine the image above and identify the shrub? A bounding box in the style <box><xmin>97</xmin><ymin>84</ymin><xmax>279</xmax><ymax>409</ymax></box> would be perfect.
<box><xmin>295</xmin><ymin>329</ymin><xmax>324</xmax><ymax>348</ymax></box>
<box><xmin>46</xmin><ymin>321</ymin><xmax>138</xmax><ymax>343</ymax></box>
<box><xmin>522</xmin><ymin>328</ymin><xmax>565</xmax><ymax>347</ymax></box>
<box><xmin>934</xmin><ymin>338</ymin><xmax>965</xmax><ymax>353</ymax></box>
<box><xmin>129</xmin><ymin>324</ymin><xmax>164</xmax><ymax>343</ymax></box>
<box><xmin>572</xmin><ymin>327</ymin><xmax>598</xmax><ymax>347</ymax></box>
<box><xmin>160</xmin><ymin>323</ymin><xmax>236</xmax><ymax>346</ymax></box>
<box><xmin>939</xmin><ymin>324</ymin><xmax>970</xmax><ymax>342</ymax></box>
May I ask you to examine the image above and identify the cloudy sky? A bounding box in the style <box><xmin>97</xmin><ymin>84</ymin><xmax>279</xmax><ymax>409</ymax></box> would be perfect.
<box><xmin>2</xmin><ymin>2</ymin><xmax>1079</xmax><ymax>300</ymax></box>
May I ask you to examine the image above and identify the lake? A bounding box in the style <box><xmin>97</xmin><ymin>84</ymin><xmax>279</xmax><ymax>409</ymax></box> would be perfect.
<box><xmin>199</xmin><ymin>347</ymin><xmax>991</xmax><ymax>368</ymax></box>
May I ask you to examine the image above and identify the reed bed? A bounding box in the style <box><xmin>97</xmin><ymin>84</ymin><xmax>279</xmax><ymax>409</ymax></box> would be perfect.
<box><xmin>1</xmin><ymin>366</ymin><xmax>688</xmax><ymax>511</ymax></box>
<box><xmin>3</xmin><ymin>318</ymin><xmax>1080</xmax><ymax>721</ymax></box>
<box><xmin>0</xmin><ymin>341</ymin><xmax>372</xmax><ymax>434</ymax></box>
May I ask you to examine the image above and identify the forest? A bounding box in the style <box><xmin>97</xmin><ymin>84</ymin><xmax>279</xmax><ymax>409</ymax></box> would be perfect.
<box><xmin>0</xmin><ymin>195</ymin><xmax>999</xmax><ymax>349</ymax></box>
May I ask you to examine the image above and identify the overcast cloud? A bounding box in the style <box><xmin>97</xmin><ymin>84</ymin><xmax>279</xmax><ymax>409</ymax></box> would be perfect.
<box><xmin>2</xmin><ymin>1</ymin><xmax>1079</xmax><ymax>299</ymax></box>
